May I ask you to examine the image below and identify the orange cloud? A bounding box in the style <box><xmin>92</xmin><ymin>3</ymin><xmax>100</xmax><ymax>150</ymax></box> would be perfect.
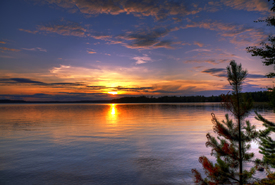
<box><xmin>22</xmin><ymin>47</ymin><xmax>47</xmax><ymax>52</ymax></box>
<box><xmin>0</xmin><ymin>47</ymin><xmax>20</xmax><ymax>52</ymax></box>
<box><xmin>222</xmin><ymin>0</ymin><xmax>271</xmax><ymax>12</ymax></box>
<box><xmin>42</xmin><ymin>0</ymin><xmax>202</xmax><ymax>21</ymax></box>
<box><xmin>182</xmin><ymin>20</ymin><xmax>268</xmax><ymax>46</ymax></box>
<box><xmin>18</xmin><ymin>28</ymin><xmax>38</xmax><ymax>34</ymax></box>
<box><xmin>87</xmin><ymin>50</ymin><xmax>96</xmax><ymax>54</ymax></box>
<box><xmin>38</xmin><ymin>23</ymin><xmax>87</xmax><ymax>37</ymax></box>
<box><xmin>193</xmin><ymin>41</ymin><xmax>204</xmax><ymax>47</ymax></box>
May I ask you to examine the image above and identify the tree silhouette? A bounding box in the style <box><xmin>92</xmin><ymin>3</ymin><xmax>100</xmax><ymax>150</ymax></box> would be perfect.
<box><xmin>246</xmin><ymin>1</ymin><xmax>275</xmax><ymax>181</ymax></box>
<box><xmin>192</xmin><ymin>61</ymin><xmax>258</xmax><ymax>185</ymax></box>
<box><xmin>246</xmin><ymin>0</ymin><xmax>275</xmax><ymax>78</ymax></box>
<box><xmin>256</xmin><ymin>112</ymin><xmax>275</xmax><ymax>169</ymax></box>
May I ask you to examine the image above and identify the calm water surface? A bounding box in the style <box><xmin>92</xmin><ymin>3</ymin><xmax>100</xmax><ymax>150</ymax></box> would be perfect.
<box><xmin>0</xmin><ymin>103</ymin><xmax>274</xmax><ymax>184</ymax></box>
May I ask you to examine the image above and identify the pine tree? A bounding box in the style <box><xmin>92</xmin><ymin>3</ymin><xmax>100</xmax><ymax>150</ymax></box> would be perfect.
<box><xmin>246</xmin><ymin>0</ymin><xmax>275</xmax><ymax>177</ymax></box>
<box><xmin>192</xmin><ymin>61</ymin><xmax>258</xmax><ymax>185</ymax></box>
<box><xmin>256</xmin><ymin>112</ymin><xmax>275</xmax><ymax>168</ymax></box>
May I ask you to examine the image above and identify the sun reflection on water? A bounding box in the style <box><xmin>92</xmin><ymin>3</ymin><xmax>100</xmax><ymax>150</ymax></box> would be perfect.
<box><xmin>107</xmin><ymin>104</ymin><xmax>118</xmax><ymax>126</ymax></box>
<box><xmin>111</xmin><ymin>104</ymin><xmax>116</xmax><ymax>115</ymax></box>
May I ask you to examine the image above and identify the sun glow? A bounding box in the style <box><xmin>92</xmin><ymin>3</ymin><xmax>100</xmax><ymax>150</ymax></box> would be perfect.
<box><xmin>108</xmin><ymin>91</ymin><xmax>118</xmax><ymax>95</ymax></box>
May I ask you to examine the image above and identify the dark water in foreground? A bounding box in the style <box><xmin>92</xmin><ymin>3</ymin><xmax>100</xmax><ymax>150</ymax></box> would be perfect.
<box><xmin>0</xmin><ymin>103</ymin><xmax>274</xmax><ymax>185</ymax></box>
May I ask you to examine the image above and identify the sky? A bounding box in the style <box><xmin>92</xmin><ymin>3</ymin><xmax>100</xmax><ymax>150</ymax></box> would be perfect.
<box><xmin>0</xmin><ymin>0</ymin><xmax>274</xmax><ymax>101</ymax></box>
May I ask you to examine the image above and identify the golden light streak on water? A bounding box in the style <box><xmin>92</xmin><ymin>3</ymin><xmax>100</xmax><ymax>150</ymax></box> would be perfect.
<box><xmin>107</xmin><ymin>104</ymin><xmax>118</xmax><ymax>126</ymax></box>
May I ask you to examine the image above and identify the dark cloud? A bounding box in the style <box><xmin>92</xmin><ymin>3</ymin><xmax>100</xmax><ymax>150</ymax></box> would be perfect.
<box><xmin>0</xmin><ymin>78</ymin><xmax>45</xmax><ymax>84</ymax></box>
<box><xmin>0</xmin><ymin>92</ymin><xmax>118</xmax><ymax>101</ymax></box>
<box><xmin>202</xmin><ymin>68</ymin><xmax>227</xmax><ymax>77</ymax></box>
<box><xmin>202</xmin><ymin>68</ymin><xmax>266</xmax><ymax>79</ymax></box>
<box><xmin>115</xmin><ymin>27</ymin><xmax>178</xmax><ymax>49</ymax></box>
<box><xmin>87</xmin><ymin>85</ymin><xmax>153</xmax><ymax>91</ymax></box>
<box><xmin>42</xmin><ymin>0</ymin><xmax>201</xmax><ymax>21</ymax></box>
<box><xmin>154</xmin><ymin>40</ymin><xmax>174</xmax><ymax>49</ymax></box>
<box><xmin>50</xmin><ymin>82</ymin><xmax>84</xmax><ymax>86</ymax></box>
<box><xmin>247</xmin><ymin>74</ymin><xmax>266</xmax><ymax>78</ymax></box>
<box><xmin>37</xmin><ymin>21</ymin><xmax>87</xmax><ymax>37</ymax></box>
<box><xmin>0</xmin><ymin>78</ymin><xmax>84</xmax><ymax>87</ymax></box>
<box><xmin>0</xmin><ymin>78</ymin><xmax>154</xmax><ymax>93</ymax></box>
<box><xmin>87</xmin><ymin>86</ymin><xmax>106</xmax><ymax>89</ymax></box>
<box><xmin>202</xmin><ymin>68</ymin><xmax>226</xmax><ymax>73</ymax></box>
<box><xmin>20</xmin><ymin>20</ymin><xmax>112</xmax><ymax>41</ymax></box>
<box><xmin>20</xmin><ymin>19</ymin><xmax>178</xmax><ymax>50</ymax></box>
<box><xmin>11</xmin><ymin>78</ymin><xmax>45</xmax><ymax>84</ymax></box>
<box><xmin>116</xmin><ymin>86</ymin><xmax>153</xmax><ymax>91</ymax></box>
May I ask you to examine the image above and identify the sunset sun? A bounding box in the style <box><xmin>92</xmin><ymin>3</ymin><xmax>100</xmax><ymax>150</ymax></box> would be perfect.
<box><xmin>108</xmin><ymin>91</ymin><xmax>118</xmax><ymax>95</ymax></box>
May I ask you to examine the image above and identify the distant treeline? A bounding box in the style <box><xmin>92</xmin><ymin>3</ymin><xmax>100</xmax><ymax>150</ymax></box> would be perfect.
<box><xmin>0</xmin><ymin>91</ymin><xmax>271</xmax><ymax>104</ymax></box>
<box><xmin>111</xmin><ymin>95</ymin><xmax>221</xmax><ymax>103</ymax></box>
<box><xmin>111</xmin><ymin>91</ymin><xmax>270</xmax><ymax>103</ymax></box>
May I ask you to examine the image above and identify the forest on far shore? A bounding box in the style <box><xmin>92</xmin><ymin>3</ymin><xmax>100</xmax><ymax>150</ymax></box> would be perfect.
<box><xmin>111</xmin><ymin>91</ymin><xmax>271</xmax><ymax>103</ymax></box>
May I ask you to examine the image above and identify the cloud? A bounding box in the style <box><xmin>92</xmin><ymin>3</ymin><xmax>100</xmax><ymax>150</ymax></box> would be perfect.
<box><xmin>193</xmin><ymin>66</ymin><xmax>204</xmax><ymax>69</ymax></box>
<box><xmin>117</xmin><ymin>29</ymin><xmax>169</xmax><ymax>48</ymax></box>
<box><xmin>0</xmin><ymin>78</ymin><xmax>84</xmax><ymax>87</ymax></box>
<box><xmin>222</xmin><ymin>0</ymin><xmax>271</xmax><ymax>12</ymax></box>
<box><xmin>182</xmin><ymin>20</ymin><xmax>268</xmax><ymax>46</ymax></box>
<box><xmin>193</xmin><ymin>41</ymin><xmax>204</xmax><ymax>47</ymax></box>
<box><xmin>38</xmin><ymin>21</ymin><xmax>87</xmax><ymax>37</ymax></box>
<box><xmin>0</xmin><ymin>41</ymin><xmax>6</xmax><ymax>44</ymax></box>
<box><xmin>202</xmin><ymin>68</ymin><xmax>226</xmax><ymax>77</ymax></box>
<box><xmin>41</xmin><ymin>0</ymin><xmax>201</xmax><ymax>21</ymax></box>
<box><xmin>247</xmin><ymin>74</ymin><xmax>266</xmax><ymax>78</ymax></box>
<box><xmin>205</xmin><ymin>1</ymin><xmax>223</xmax><ymax>12</ymax></box>
<box><xmin>87</xmin><ymin>33</ymin><xmax>112</xmax><ymax>40</ymax></box>
<box><xmin>0</xmin><ymin>75</ymin><xmax>156</xmax><ymax>98</ymax></box>
<box><xmin>202</xmin><ymin>68</ymin><xmax>266</xmax><ymax>78</ymax></box>
<box><xmin>87</xmin><ymin>49</ymin><xmax>96</xmax><ymax>54</ymax></box>
<box><xmin>86</xmin><ymin>85</ymin><xmax>153</xmax><ymax>92</ymax></box>
<box><xmin>116</xmin><ymin>86</ymin><xmax>153</xmax><ymax>91</ymax></box>
<box><xmin>115</xmin><ymin>27</ymin><xmax>177</xmax><ymax>49</ymax></box>
<box><xmin>20</xmin><ymin>20</ymin><xmax>113</xmax><ymax>43</ymax></box>
<box><xmin>133</xmin><ymin>54</ymin><xmax>152</xmax><ymax>64</ymax></box>
<box><xmin>20</xmin><ymin>19</ymin><xmax>178</xmax><ymax>50</ymax></box>
<box><xmin>185</xmin><ymin>59</ymin><xmax>230</xmax><ymax>65</ymax></box>
<box><xmin>203</xmin><ymin>68</ymin><xmax>225</xmax><ymax>73</ymax></box>
<box><xmin>86</xmin><ymin>86</ymin><xmax>107</xmax><ymax>90</ymax></box>
<box><xmin>185</xmin><ymin>48</ymin><xmax>211</xmax><ymax>53</ymax></box>
<box><xmin>8</xmin><ymin>78</ymin><xmax>45</xmax><ymax>84</ymax></box>
<box><xmin>22</xmin><ymin>47</ymin><xmax>47</xmax><ymax>52</ymax></box>
<box><xmin>153</xmin><ymin>40</ymin><xmax>175</xmax><ymax>49</ymax></box>
<box><xmin>18</xmin><ymin>28</ymin><xmax>38</xmax><ymax>34</ymax></box>
<box><xmin>182</xmin><ymin>42</ymin><xmax>192</xmax><ymax>46</ymax></box>
<box><xmin>0</xmin><ymin>47</ymin><xmax>20</xmax><ymax>52</ymax></box>
<box><xmin>49</xmin><ymin>64</ymin><xmax>150</xmax><ymax>85</ymax></box>
<box><xmin>228</xmin><ymin>29</ymin><xmax>268</xmax><ymax>46</ymax></box>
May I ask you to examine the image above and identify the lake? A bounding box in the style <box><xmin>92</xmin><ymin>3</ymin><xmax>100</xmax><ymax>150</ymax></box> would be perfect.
<box><xmin>0</xmin><ymin>103</ymin><xmax>274</xmax><ymax>184</ymax></box>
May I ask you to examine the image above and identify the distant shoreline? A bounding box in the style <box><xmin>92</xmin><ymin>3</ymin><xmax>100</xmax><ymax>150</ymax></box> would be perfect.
<box><xmin>0</xmin><ymin>91</ymin><xmax>271</xmax><ymax>105</ymax></box>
